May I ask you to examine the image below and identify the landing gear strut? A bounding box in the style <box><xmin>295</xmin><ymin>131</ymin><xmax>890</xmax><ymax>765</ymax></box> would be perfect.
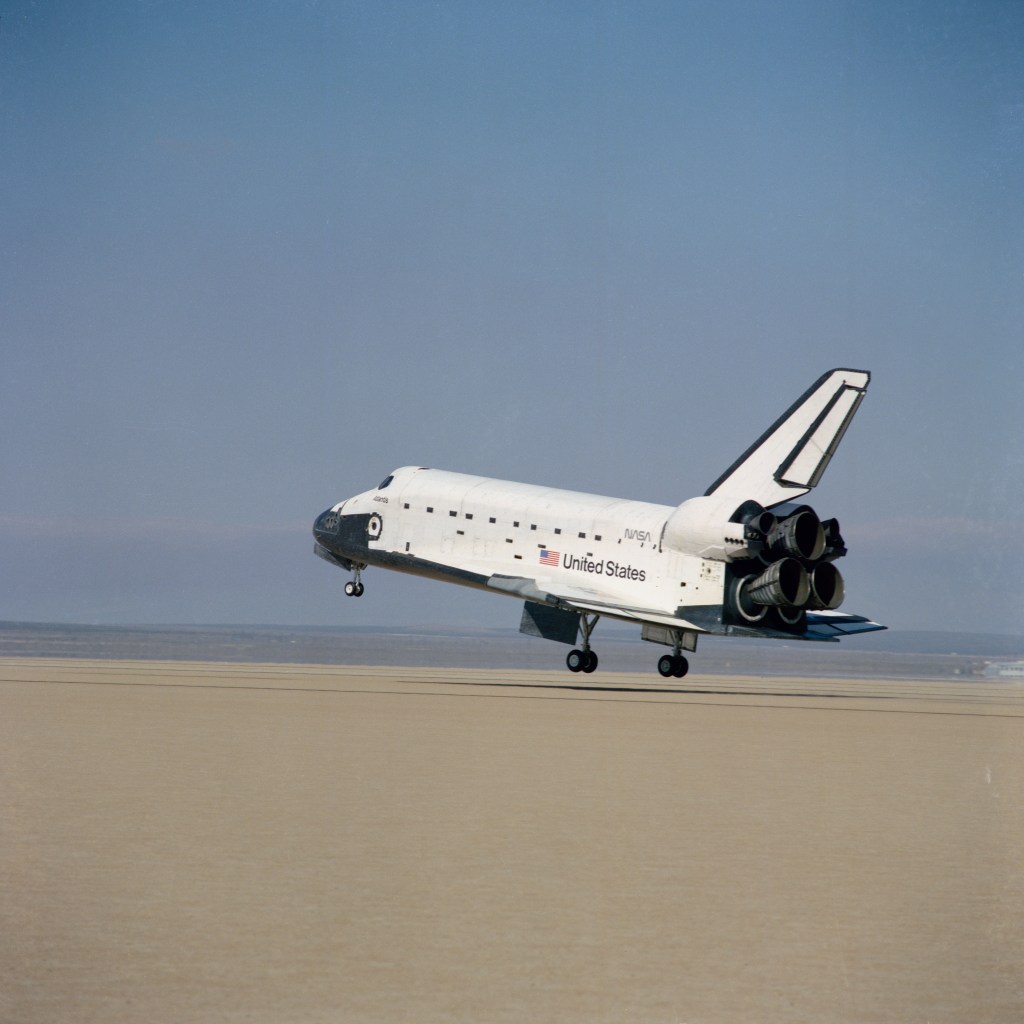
<box><xmin>344</xmin><ymin>566</ymin><xmax>366</xmax><ymax>598</ymax></box>
<box><xmin>656</xmin><ymin>629</ymin><xmax>690</xmax><ymax>678</ymax></box>
<box><xmin>566</xmin><ymin>612</ymin><xmax>600</xmax><ymax>673</ymax></box>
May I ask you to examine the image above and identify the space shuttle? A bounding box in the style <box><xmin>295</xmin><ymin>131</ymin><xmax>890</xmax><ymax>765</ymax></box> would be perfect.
<box><xmin>313</xmin><ymin>368</ymin><xmax>884</xmax><ymax>676</ymax></box>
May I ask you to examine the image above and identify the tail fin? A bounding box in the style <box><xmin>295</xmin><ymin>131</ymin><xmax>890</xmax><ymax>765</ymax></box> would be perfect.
<box><xmin>705</xmin><ymin>369</ymin><xmax>870</xmax><ymax>509</ymax></box>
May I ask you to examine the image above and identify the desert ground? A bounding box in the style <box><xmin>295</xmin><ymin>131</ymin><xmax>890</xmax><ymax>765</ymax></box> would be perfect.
<box><xmin>2</xmin><ymin>657</ymin><xmax>1022</xmax><ymax>1023</ymax></box>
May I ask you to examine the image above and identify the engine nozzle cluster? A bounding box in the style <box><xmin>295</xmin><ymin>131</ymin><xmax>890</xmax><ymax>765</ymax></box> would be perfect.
<box><xmin>730</xmin><ymin>505</ymin><xmax>847</xmax><ymax>625</ymax></box>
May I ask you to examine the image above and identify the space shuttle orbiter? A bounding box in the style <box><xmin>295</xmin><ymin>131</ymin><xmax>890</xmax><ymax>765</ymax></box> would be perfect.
<box><xmin>313</xmin><ymin>369</ymin><xmax>884</xmax><ymax>677</ymax></box>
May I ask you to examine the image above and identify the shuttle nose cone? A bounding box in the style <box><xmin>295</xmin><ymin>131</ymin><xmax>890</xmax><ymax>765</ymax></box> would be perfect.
<box><xmin>313</xmin><ymin>508</ymin><xmax>340</xmax><ymax>541</ymax></box>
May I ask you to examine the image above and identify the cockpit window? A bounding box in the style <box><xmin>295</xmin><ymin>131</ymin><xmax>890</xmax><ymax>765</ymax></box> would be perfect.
<box><xmin>378</xmin><ymin>474</ymin><xmax>394</xmax><ymax>490</ymax></box>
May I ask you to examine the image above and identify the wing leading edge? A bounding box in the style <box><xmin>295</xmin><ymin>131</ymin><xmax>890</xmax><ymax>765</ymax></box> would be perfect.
<box><xmin>705</xmin><ymin>368</ymin><xmax>870</xmax><ymax>509</ymax></box>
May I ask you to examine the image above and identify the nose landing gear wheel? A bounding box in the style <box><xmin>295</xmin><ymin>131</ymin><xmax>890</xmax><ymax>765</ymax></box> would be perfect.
<box><xmin>344</xmin><ymin>581</ymin><xmax>365</xmax><ymax>597</ymax></box>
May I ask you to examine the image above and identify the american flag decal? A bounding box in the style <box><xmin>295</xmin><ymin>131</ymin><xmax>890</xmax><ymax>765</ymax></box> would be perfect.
<box><xmin>539</xmin><ymin>549</ymin><xmax>560</xmax><ymax>567</ymax></box>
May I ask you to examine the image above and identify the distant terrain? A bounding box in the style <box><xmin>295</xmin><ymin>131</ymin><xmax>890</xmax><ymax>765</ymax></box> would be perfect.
<box><xmin>2</xmin><ymin>621</ymin><xmax>1023</xmax><ymax>680</ymax></box>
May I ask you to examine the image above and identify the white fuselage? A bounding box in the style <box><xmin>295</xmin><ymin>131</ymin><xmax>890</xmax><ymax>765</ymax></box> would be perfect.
<box><xmin>328</xmin><ymin>466</ymin><xmax>726</xmax><ymax>618</ymax></box>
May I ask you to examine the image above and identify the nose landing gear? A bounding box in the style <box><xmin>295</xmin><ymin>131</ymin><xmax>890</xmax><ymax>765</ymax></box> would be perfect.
<box><xmin>344</xmin><ymin>565</ymin><xmax>366</xmax><ymax>598</ymax></box>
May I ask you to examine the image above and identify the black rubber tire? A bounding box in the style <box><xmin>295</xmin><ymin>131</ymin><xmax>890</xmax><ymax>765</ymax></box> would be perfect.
<box><xmin>673</xmin><ymin>655</ymin><xmax>689</xmax><ymax>678</ymax></box>
<box><xmin>657</xmin><ymin>654</ymin><xmax>675</xmax><ymax>678</ymax></box>
<box><xmin>582</xmin><ymin>651</ymin><xmax>598</xmax><ymax>673</ymax></box>
<box><xmin>566</xmin><ymin>649</ymin><xmax>585</xmax><ymax>673</ymax></box>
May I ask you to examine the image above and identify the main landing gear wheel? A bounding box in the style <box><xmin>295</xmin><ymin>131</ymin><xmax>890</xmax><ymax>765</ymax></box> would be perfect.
<box><xmin>566</xmin><ymin>649</ymin><xmax>598</xmax><ymax>674</ymax></box>
<box><xmin>657</xmin><ymin>654</ymin><xmax>688</xmax><ymax>678</ymax></box>
<box><xmin>565</xmin><ymin>612</ymin><xmax>601</xmax><ymax>674</ymax></box>
<box><xmin>344</xmin><ymin>581</ymin><xmax>365</xmax><ymax>597</ymax></box>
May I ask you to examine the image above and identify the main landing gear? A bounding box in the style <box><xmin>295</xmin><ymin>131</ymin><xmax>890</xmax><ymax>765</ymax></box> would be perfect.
<box><xmin>344</xmin><ymin>566</ymin><xmax>366</xmax><ymax>598</ymax></box>
<box><xmin>562</xmin><ymin>613</ymin><xmax>693</xmax><ymax>677</ymax></box>
<box><xmin>656</xmin><ymin>627</ymin><xmax>691</xmax><ymax>677</ymax></box>
<box><xmin>657</xmin><ymin>653</ymin><xmax>689</xmax><ymax>678</ymax></box>
<box><xmin>566</xmin><ymin>612</ymin><xmax>600</xmax><ymax>673</ymax></box>
<box><xmin>566</xmin><ymin>648</ymin><xmax>598</xmax><ymax>673</ymax></box>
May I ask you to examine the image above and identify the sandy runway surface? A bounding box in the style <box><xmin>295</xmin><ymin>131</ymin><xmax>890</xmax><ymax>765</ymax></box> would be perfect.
<box><xmin>3</xmin><ymin>658</ymin><xmax>1023</xmax><ymax>1023</ymax></box>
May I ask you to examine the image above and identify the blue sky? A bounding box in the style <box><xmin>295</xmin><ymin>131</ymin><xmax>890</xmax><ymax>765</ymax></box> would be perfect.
<box><xmin>3</xmin><ymin>1</ymin><xmax>1022</xmax><ymax>634</ymax></box>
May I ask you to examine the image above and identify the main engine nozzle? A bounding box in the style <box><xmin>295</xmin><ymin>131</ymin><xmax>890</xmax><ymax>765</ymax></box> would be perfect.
<box><xmin>807</xmin><ymin>562</ymin><xmax>845</xmax><ymax>610</ymax></box>
<box><xmin>731</xmin><ymin>558</ymin><xmax>810</xmax><ymax>623</ymax></box>
<box><xmin>745</xmin><ymin>557</ymin><xmax>811</xmax><ymax>607</ymax></box>
<box><xmin>768</xmin><ymin>508</ymin><xmax>825</xmax><ymax>562</ymax></box>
